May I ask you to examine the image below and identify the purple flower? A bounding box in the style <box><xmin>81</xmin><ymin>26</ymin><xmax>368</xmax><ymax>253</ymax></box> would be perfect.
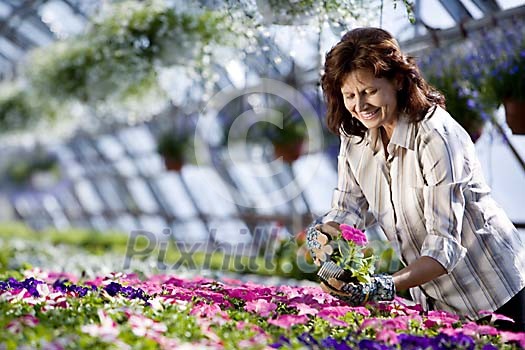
<box><xmin>298</xmin><ymin>332</ymin><xmax>319</xmax><ymax>346</ymax></box>
<box><xmin>398</xmin><ymin>334</ymin><xmax>431</xmax><ymax>348</ymax></box>
<box><xmin>104</xmin><ymin>282</ymin><xmax>121</xmax><ymax>296</ymax></box>
<box><xmin>482</xmin><ymin>345</ymin><xmax>498</xmax><ymax>350</ymax></box>
<box><xmin>321</xmin><ymin>337</ymin><xmax>352</xmax><ymax>349</ymax></box>
<box><xmin>358</xmin><ymin>339</ymin><xmax>393</xmax><ymax>349</ymax></box>
<box><xmin>269</xmin><ymin>335</ymin><xmax>291</xmax><ymax>348</ymax></box>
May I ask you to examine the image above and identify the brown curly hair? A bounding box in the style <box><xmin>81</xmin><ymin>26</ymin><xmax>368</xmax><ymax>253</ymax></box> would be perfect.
<box><xmin>321</xmin><ymin>27</ymin><xmax>445</xmax><ymax>137</ymax></box>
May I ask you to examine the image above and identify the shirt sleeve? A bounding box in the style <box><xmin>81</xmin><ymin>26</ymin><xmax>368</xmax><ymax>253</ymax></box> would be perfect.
<box><xmin>418</xmin><ymin>121</ymin><xmax>470</xmax><ymax>273</ymax></box>
<box><xmin>321</xmin><ymin>135</ymin><xmax>371</xmax><ymax>230</ymax></box>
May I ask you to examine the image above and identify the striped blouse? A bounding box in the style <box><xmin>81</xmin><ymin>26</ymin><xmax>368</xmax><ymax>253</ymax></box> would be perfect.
<box><xmin>321</xmin><ymin>105</ymin><xmax>525</xmax><ymax>320</ymax></box>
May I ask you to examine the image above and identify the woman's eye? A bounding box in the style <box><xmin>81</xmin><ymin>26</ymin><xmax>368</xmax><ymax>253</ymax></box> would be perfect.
<box><xmin>366</xmin><ymin>90</ymin><xmax>376</xmax><ymax>95</ymax></box>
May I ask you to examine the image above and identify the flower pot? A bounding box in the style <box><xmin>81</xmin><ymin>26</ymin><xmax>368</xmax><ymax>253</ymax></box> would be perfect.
<box><xmin>503</xmin><ymin>99</ymin><xmax>525</xmax><ymax>135</ymax></box>
<box><xmin>163</xmin><ymin>157</ymin><xmax>184</xmax><ymax>172</ymax></box>
<box><xmin>468</xmin><ymin>125</ymin><xmax>484</xmax><ymax>143</ymax></box>
<box><xmin>273</xmin><ymin>141</ymin><xmax>303</xmax><ymax>163</ymax></box>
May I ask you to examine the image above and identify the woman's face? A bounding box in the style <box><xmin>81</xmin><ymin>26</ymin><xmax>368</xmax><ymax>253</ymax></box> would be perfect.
<box><xmin>341</xmin><ymin>69</ymin><xmax>400</xmax><ymax>135</ymax></box>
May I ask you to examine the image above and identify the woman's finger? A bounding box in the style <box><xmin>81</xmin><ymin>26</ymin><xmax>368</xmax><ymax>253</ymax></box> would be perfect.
<box><xmin>316</xmin><ymin>223</ymin><xmax>341</xmax><ymax>239</ymax></box>
<box><xmin>320</xmin><ymin>282</ymin><xmax>349</xmax><ymax>296</ymax></box>
<box><xmin>327</xmin><ymin>277</ymin><xmax>345</xmax><ymax>290</ymax></box>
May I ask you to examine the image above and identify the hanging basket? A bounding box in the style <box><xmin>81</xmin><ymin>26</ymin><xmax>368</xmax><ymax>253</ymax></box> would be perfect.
<box><xmin>503</xmin><ymin>99</ymin><xmax>525</xmax><ymax>135</ymax></box>
<box><xmin>273</xmin><ymin>141</ymin><xmax>303</xmax><ymax>163</ymax></box>
<box><xmin>163</xmin><ymin>157</ymin><xmax>184</xmax><ymax>172</ymax></box>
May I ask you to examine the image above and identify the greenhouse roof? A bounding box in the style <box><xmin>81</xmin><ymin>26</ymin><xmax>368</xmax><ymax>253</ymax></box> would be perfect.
<box><xmin>0</xmin><ymin>0</ymin><xmax>524</xmax><ymax>79</ymax></box>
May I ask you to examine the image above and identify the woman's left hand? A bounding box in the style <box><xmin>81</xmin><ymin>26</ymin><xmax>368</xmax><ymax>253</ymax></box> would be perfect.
<box><xmin>321</xmin><ymin>275</ymin><xmax>396</xmax><ymax>306</ymax></box>
<box><xmin>305</xmin><ymin>221</ymin><xmax>339</xmax><ymax>265</ymax></box>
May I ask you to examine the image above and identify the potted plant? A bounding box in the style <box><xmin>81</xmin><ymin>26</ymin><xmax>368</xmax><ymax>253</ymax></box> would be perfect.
<box><xmin>270</xmin><ymin>118</ymin><xmax>307</xmax><ymax>163</ymax></box>
<box><xmin>6</xmin><ymin>148</ymin><xmax>61</xmax><ymax>189</ymax></box>
<box><xmin>252</xmin><ymin>106</ymin><xmax>307</xmax><ymax>163</ymax></box>
<box><xmin>156</xmin><ymin>131</ymin><xmax>191</xmax><ymax>172</ymax></box>
<box><xmin>481</xmin><ymin>44</ymin><xmax>525</xmax><ymax>134</ymax></box>
<box><xmin>426</xmin><ymin>70</ymin><xmax>488</xmax><ymax>142</ymax></box>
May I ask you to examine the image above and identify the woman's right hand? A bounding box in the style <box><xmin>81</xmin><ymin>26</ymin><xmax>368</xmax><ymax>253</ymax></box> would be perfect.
<box><xmin>306</xmin><ymin>221</ymin><xmax>341</xmax><ymax>266</ymax></box>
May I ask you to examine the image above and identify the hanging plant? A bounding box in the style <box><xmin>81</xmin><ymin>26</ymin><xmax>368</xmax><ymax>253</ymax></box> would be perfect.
<box><xmin>481</xmin><ymin>43</ymin><xmax>525</xmax><ymax>134</ymax></box>
<box><xmin>0</xmin><ymin>84</ymin><xmax>36</xmax><ymax>132</ymax></box>
<box><xmin>426</xmin><ymin>71</ymin><xmax>489</xmax><ymax>142</ymax></box>
<box><xmin>255</xmin><ymin>0</ymin><xmax>381</xmax><ymax>26</ymax></box>
<box><xmin>0</xmin><ymin>82</ymin><xmax>63</xmax><ymax>134</ymax></box>
<box><xmin>27</xmin><ymin>0</ymin><xmax>232</xmax><ymax>107</ymax></box>
<box><xmin>156</xmin><ymin>131</ymin><xmax>192</xmax><ymax>172</ymax></box>
<box><xmin>5</xmin><ymin>147</ymin><xmax>60</xmax><ymax>188</ymax></box>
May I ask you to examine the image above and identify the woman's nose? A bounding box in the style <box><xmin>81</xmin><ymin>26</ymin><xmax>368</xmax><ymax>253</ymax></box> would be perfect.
<box><xmin>355</xmin><ymin>96</ymin><xmax>366</xmax><ymax>112</ymax></box>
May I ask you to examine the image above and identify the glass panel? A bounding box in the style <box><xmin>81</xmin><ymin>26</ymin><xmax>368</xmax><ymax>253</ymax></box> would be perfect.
<box><xmin>94</xmin><ymin>177</ymin><xmax>126</xmax><ymax>212</ymax></box>
<box><xmin>226</xmin><ymin>162</ymin><xmax>276</xmax><ymax>214</ymax></box>
<box><xmin>55</xmin><ymin>186</ymin><xmax>84</xmax><ymax>219</ymax></box>
<box><xmin>136</xmin><ymin>215</ymin><xmax>168</xmax><ymax>236</ymax></box>
<box><xmin>135</xmin><ymin>154</ymin><xmax>163</xmax><ymax>177</ymax></box>
<box><xmin>126</xmin><ymin>178</ymin><xmax>159</xmax><ymax>214</ymax></box>
<box><xmin>97</xmin><ymin>135</ymin><xmax>125</xmax><ymax>161</ymax></box>
<box><xmin>207</xmin><ymin>218</ymin><xmax>252</xmax><ymax>246</ymax></box>
<box><xmin>118</xmin><ymin>126</ymin><xmax>156</xmax><ymax>156</ymax></box>
<box><xmin>114</xmin><ymin>214</ymin><xmax>138</xmax><ymax>234</ymax></box>
<box><xmin>41</xmin><ymin>194</ymin><xmax>70</xmax><ymax>230</ymax></box>
<box><xmin>18</xmin><ymin>21</ymin><xmax>53</xmax><ymax>45</ymax></box>
<box><xmin>171</xmin><ymin>219</ymin><xmax>209</xmax><ymax>243</ymax></box>
<box><xmin>113</xmin><ymin>158</ymin><xmax>138</xmax><ymax>177</ymax></box>
<box><xmin>153</xmin><ymin>173</ymin><xmax>198</xmax><ymax>219</ymax></box>
<box><xmin>90</xmin><ymin>215</ymin><xmax>109</xmax><ymax>231</ymax></box>
<box><xmin>0</xmin><ymin>37</ymin><xmax>24</xmax><ymax>60</ymax></box>
<box><xmin>257</xmin><ymin>161</ymin><xmax>297</xmax><ymax>214</ymax></box>
<box><xmin>74</xmin><ymin>139</ymin><xmax>99</xmax><ymax>161</ymax></box>
<box><xmin>293</xmin><ymin>153</ymin><xmax>337</xmax><ymax>216</ymax></box>
<box><xmin>74</xmin><ymin>179</ymin><xmax>104</xmax><ymax>215</ymax></box>
<box><xmin>180</xmin><ymin>165</ymin><xmax>238</xmax><ymax>217</ymax></box>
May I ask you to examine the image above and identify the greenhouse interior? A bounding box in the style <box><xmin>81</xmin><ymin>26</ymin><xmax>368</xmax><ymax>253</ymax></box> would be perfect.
<box><xmin>1</xmin><ymin>0</ymin><xmax>525</xmax><ymax>348</ymax></box>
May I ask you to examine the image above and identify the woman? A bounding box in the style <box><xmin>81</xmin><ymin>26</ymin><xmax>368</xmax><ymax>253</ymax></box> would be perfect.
<box><xmin>306</xmin><ymin>27</ymin><xmax>525</xmax><ymax>331</ymax></box>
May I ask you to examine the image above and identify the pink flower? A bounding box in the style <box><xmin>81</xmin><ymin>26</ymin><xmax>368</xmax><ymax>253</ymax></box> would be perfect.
<box><xmin>318</xmin><ymin>306</ymin><xmax>354</xmax><ymax>318</ymax></box>
<box><xmin>500</xmin><ymin>331</ymin><xmax>525</xmax><ymax>348</ymax></box>
<box><xmin>128</xmin><ymin>314</ymin><xmax>167</xmax><ymax>339</ymax></box>
<box><xmin>349</xmin><ymin>306</ymin><xmax>371</xmax><ymax>317</ymax></box>
<box><xmin>190</xmin><ymin>303</ymin><xmax>229</xmax><ymax>320</ymax></box>
<box><xmin>268</xmin><ymin>315</ymin><xmax>309</xmax><ymax>328</ymax></box>
<box><xmin>479</xmin><ymin>310</ymin><xmax>516</xmax><ymax>324</ymax></box>
<box><xmin>458</xmin><ymin>321</ymin><xmax>499</xmax><ymax>336</ymax></box>
<box><xmin>6</xmin><ymin>315</ymin><xmax>39</xmax><ymax>334</ymax></box>
<box><xmin>424</xmin><ymin>310</ymin><xmax>460</xmax><ymax>328</ymax></box>
<box><xmin>376</xmin><ymin>329</ymin><xmax>399</xmax><ymax>345</ymax></box>
<box><xmin>340</xmin><ymin>224</ymin><xmax>368</xmax><ymax>246</ymax></box>
<box><xmin>292</xmin><ymin>303</ymin><xmax>319</xmax><ymax>316</ymax></box>
<box><xmin>81</xmin><ymin>309</ymin><xmax>119</xmax><ymax>342</ymax></box>
<box><xmin>245</xmin><ymin>299</ymin><xmax>277</xmax><ymax>317</ymax></box>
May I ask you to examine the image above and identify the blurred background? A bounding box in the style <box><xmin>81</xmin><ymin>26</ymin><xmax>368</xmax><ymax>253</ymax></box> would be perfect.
<box><xmin>0</xmin><ymin>0</ymin><xmax>524</xmax><ymax>280</ymax></box>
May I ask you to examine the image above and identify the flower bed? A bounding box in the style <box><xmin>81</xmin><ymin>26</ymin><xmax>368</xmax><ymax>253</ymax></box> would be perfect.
<box><xmin>1</xmin><ymin>269</ymin><xmax>524</xmax><ymax>349</ymax></box>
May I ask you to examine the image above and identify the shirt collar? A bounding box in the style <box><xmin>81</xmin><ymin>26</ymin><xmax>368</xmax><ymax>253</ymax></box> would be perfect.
<box><xmin>363</xmin><ymin>114</ymin><xmax>415</xmax><ymax>151</ymax></box>
<box><xmin>389</xmin><ymin>115</ymin><xmax>416</xmax><ymax>151</ymax></box>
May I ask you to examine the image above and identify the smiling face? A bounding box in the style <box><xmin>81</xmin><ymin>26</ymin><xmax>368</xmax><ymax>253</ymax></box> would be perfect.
<box><xmin>341</xmin><ymin>69</ymin><xmax>400</xmax><ymax>139</ymax></box>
